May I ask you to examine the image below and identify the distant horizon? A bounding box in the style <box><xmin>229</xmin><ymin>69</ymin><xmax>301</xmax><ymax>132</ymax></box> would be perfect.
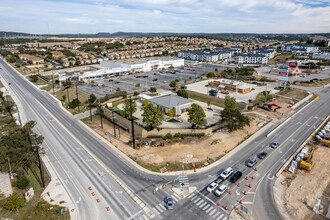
<box><xmin>1</xmin><ymin>0</ymin><xmax>329</xmax><ymax>34</ymax></box>
<box><xmin>1</xmin><ymin>31</ymin><xmax>330</xmax><ymax>36</ymax></box>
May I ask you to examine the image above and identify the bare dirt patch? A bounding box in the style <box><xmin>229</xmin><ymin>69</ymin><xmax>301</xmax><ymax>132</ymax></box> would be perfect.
<box><xmin>280</xmin><ymin>145</ymin><xmax>330</xmax><ymax>220</ymax></box>
<box><xmin>82</xmin><ymin>114</ymin><xmax>267</xmax><ymax>171</ymax></box>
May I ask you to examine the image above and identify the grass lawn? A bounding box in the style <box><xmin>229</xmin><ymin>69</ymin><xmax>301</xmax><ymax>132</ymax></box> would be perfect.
<box><xmin>0</xmin><ymin>164</ymin><xmax>70</xmax><ymax>220</ymax></box>
<box><xmin>188</xmin><ymin>93</ymin><xmax>225</xmax><ymax>108</ymax></box>
<box><xmin>268</xmin><ymin>53</ymin><xmax>293</xmax><ymax>65</ymax></box>
<box><xmin>54</xmin><ymin>86</ymin><xmax>90</xmax><ymax>114</ymax></box>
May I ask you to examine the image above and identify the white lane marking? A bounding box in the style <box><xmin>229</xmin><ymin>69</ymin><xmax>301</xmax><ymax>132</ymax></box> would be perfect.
<box><xmin>198</xmin><ymin>192</ymin><xmax>217</xmax><ymax>205</ymax></box>
<box><xmin>194</xmin><ymin>197</ymin><xmax>202</xmax><ymax>204</ymax></box>
<box><xmin>203</xmin><ymin>204</ymin><xmax>210</xmax><ymax>211</ymax></box>
<box><xmin>199</xmin><ymin>201</ymin><xmax>207</xmax><ymax>208</ymax></box>
<box><xmin>128</xmin><ymin>210</ymin><xmax>143</xmax><ymax>220</ymax></box>
<box><xmin>152</xmin><ymin>208</ymin><xmax>160</xmax><ymax>215</ymax></box>
<box><xmin>209</xmin><ymin>208</ymin><xmax>217</xmax><ymax>216</ymax></box>
<box><xmin>187</xmin><ymin>193</ymin><xmax>195</xmax><ymax>199</ymax></box>
<box><xmin>206</xmin><ymin>206</ymin><xmax>214</xmax><ymax>213</ymax></box>
<box><xmin>142</xmin><ymin>215</ymin><xmax>148</xmax><ymax>220</ymax></box>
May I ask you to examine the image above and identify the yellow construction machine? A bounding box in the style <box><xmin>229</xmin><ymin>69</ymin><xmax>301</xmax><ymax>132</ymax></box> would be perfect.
<box><xmin>299</xmin><ymin>147</ymin><xmax>315</xmax><ymax>170</ymax></box>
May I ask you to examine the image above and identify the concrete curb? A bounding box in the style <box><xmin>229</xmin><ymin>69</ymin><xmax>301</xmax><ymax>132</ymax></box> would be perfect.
<box><xmin>291</xmin><ymin>93</ymin><xmax>313</xmax><ymax>110</ymax></box>
<box><xmin>79</xmin><ymin>118</ymin><xmax>274</xmax><ymax>176</ymax></box>
<box><xmin>275</xmin><ymin>115</ymin><xmax>330</xmax><ymax>177</ymax></box>
<box><xmin>267</xmin><ymin>96</ymin><xmax>315</xmax><ymax>137</ymax></box>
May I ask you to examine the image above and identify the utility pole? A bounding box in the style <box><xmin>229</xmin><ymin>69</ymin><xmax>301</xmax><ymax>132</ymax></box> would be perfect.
<box><xmin>30</xmin><ymin>133</ymin><xmax>45</xmax><ymax>188</ymax></box>
<box><xmin>5</xmin><ymin>157</ymin><xmax>13</xmax><ymax>179</ymax></box>
<box><xmin>66</xmin><ymin>86</ymin><xmax>70</xmax><ymax>104</ymax></box>
<box><xmin>112</xmin><ymin>111</ymin><xmax>116</xmax><ymax>137</ymax></box>
<box><xmin>89</xmin><ymin>98</ymin><xmax>92</xmax><ymax>121</ymax></box>
<box><xmin>52</xmin><ymin>71</ymin><xmax>55</xmax><ymax>94</ymax></box>
<box><xmin>17</xmin><ymin>106</ymin><xmax>22</xmax><ymax>128</ymax></box>
<box><xmin>129</xmin><ymin>97</ymin><xmax>135</xmax><ymax>149</ymax></box>
<box><xmin>99</xmin><ymin>98</ymin><xmax>103</xmax><ymax>129</ymax></box>
<box><xmin>75</xmin><ymin>83</ymin><xmax>80</xmax><ymax>112</ymax></box>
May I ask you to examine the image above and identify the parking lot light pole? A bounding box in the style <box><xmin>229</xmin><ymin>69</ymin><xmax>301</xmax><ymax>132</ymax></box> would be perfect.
<box><xmin>5</xmin><ymin>157</ymin><xmax>13</xmax><ymax>179</ymax></box>
<box><xmin>99</xmin><ymin>98</ymin><xmax>103</xmax><ymax>129</ymax></box>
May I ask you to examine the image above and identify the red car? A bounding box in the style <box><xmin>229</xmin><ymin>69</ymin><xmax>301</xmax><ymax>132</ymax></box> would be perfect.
<box><xmin>191</xmin><ymin>69</ymin><xmax>195</xmax><ymax>71</ymax></box>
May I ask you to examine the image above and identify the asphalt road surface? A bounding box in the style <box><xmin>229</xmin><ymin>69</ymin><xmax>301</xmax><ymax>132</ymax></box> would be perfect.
<box><xmin>0</xmin><ymin>58</ymin><xmax>329</xmax><ymax>220</ymax></box>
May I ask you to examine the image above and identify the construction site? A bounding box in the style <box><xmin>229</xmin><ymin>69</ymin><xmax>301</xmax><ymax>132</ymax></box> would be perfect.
<box><xmin>275</xmin><ymin>119</ymin><xmax>330</xmax><ymax>220</ymax></box>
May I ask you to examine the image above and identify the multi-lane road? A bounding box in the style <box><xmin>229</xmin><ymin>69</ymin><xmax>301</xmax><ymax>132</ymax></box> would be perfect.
<box><xmin>0</xmin><ymin>58</ymin><xmax>329</xmax><ymax>220</ymax></box>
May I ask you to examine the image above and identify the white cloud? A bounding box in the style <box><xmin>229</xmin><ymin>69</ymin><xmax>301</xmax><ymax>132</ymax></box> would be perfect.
<box><xmin>0</xmin><ymin>0</ymin><xmax>329</xmax><ymax>33</ymax></box>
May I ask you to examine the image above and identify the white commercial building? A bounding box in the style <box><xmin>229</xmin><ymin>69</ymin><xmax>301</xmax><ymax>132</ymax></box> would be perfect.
<box><xmin>78</xmin><ymin>59</ymin><xmax>184</xmax><ymax>81</ymax></box>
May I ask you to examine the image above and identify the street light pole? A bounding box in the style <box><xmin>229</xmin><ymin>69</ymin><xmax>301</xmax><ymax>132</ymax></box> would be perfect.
<box><xmin>99</xmin><ymin>98</ymin><xmax>103</xmax><ymax>129</ymax></box>
<box><xmin>130</xmin><ymin>97</ymin><xmax>135</xmax><ymax>149</ymax></box>
<box><xmin>5</xmin><ymin>157</ymin><xmax>13</xmax><ymax>180</ymax></box>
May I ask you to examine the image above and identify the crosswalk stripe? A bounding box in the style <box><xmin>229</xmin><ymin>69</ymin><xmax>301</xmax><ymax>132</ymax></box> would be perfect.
<box><xmin>209</xmin><ymin>209</ymin><xmax>217</xmax><ymax>216</ymax></box>
<box><xmin>139</xmin><ymin>216</ymin><xmax>143</xmax><ymax>220</ymax></box>
<box><xmin>173</xmin><ymin>193</ymin><xmax>181</xmax><ymax>200</ymax></box>
<box><xmin>190</xmin><ymin>195</ymin><xmax>198</xmax><ymax>201</ymax></box>
<box><xmin>216</xmin><ymin>213</ymin><xmax>224</xmax><ymax>220</ymax></box>
<box><xmin>213</xmin><ymin>211</ymin><xmax>220</xmax><ymax>218</ymax></box>
<box><xmin>152</xmin><ymin>208</ymin><xmax>160</xmax><ymax>215</ymax></box>
<box><xmin>203</xmin><ymin>204</ymin><xmax>210</xmax><ymax>211</ymax></box>
<box><xmin>142</xmin><ymin>215</ymin><xmax>148</xmax><ymax>220</ymax></box>
<box><xmin>159</xmin><ymin>204</ymin><xmax>166</xmax><ymax>211</ymax></box>
<box><xmin>155</xmin><ymin>205</ymin><xmax>163</xmax><ymax>213</ymax></box>
<box><xmin>206</xmin><ymin>206</ymin><xmax>214</xmax><ymax>213</ymax></box>
<box><xmin>172</xmin><ymin>196</ymin><xmax>178</xmax><ymax>202</ymax></box>
<box><xmin>199</xmin><ymin>201</ymin><xmax>207</xmax><ymax>208</ymax></box>
<box><xmin>194</xmin><ymin>197</ymin><xmax>202</xmax><ymax>204</ymax></box>
<box><xmin>187</xmin><ymin>193</ymin><xmax>195</xmax><ymax>199</ymax></box>
<box><xmin>196</xmin><ymin>199</ymin><xmax>203</xmax><ymax>206</ymax></box>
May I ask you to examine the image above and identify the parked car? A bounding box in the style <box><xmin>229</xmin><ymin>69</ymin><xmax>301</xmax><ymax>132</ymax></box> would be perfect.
<box><xmin>247</xmin><ymin>158</ymin><xmax>257</xmax><ymax>167</ymax></box>
<box><xmin>299</xmin><ymin>74</ymin><xmax>306</xmax><ymax>78</ymax></box>
<box><xmin>114</xmin><ymin>81</ymin><xmax>120</xmax><ymax>84</ymax></box>
<box><xmin>109</xmin><ymin>79</ymin><xmax>114</xmax><ymax>82</ymax></box>
<box><xmin>220</xmin><ymin>167</ymin><xmax>233</xmax><ymax>180</ymax></box>
<box><xmin>258</xmin><ymin>152</ymin><xmax>267</xmax><ymax>159</ymax></box>
<box><xmin>229</xmin><ymin>171</ymin><xmax>242</xmax><ymax>183</ymax></box>
<box><xmin>214</xmin><ymin>185</ymin><xmax>227</xmax><ymax>197</ymax></box>
<box><xmin>164</xmin><ymin>196</ymin><xmax>173</xmax><ymax>210</ymax></box>
<box><xmin>152</xmin><ymin>79</ymin><xmax>158</xmax><ymax>81</ymax></box>
<box><xmin>206</xmin><ymin>182</ymin><xmax>218</xmax><ymax>193</ymax></box>
<box><xmin>270</xmin><ymin>142</ymin><xmax>280</xmax><ymax>149</ymax></box>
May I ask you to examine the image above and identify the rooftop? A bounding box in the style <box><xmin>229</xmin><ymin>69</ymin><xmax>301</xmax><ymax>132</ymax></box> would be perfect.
<box><xmin>149</xmin><ymin>94</ymin><xmax>193</xmax><ymax>108</ymax></box>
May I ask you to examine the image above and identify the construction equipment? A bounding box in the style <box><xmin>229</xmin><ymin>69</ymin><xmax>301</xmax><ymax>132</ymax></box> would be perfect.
<box><xmin>209</xmin><ymin>89</ymin><xmax>218</xmax><ymax>96</ymax></box>
<box><xmin>150</xmin><ymin>139</ymin><xmax>164</xmax><ymax>147</ymax></box>
<box><xmin>324</xmin><ymin>139</ymin><xmax>330</xmax><ymax>147</ymax></box>
<box><xmin>262</xmin><ymin>103</ymin><xmax>282</xmax><ymax>112</ymax></box>
<box><xmin>299</xmin><ymin>147</ymin><xmax>315</xmax><ymax>170</ymax></box>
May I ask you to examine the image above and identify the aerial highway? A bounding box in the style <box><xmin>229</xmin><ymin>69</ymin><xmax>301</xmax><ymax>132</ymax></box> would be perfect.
<box><xmin>0</xmin><ymin>57</ymin><xmax>329</xmax><ymax>220</ymax></box>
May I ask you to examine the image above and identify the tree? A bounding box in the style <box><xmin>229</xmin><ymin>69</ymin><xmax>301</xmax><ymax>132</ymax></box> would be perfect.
<box><xmin>133</xmin><ymin>91</ymin><xmax>139</xmax><ymax>97</ymax></box>
<box><xmin>169</xmin><ymin>80</ymin><xmax>177</xmax><ymax>88</ymax></box>
<box><xmin>4</xmin><ymin>192</ymin><xmax>24</xmax><ymax>211</ymax></box>
<box><xmin>68</xmin><ymin>98</ymin><xmax>80</xmax><ymax>109</ymax></box>
<box><xmin>188</xmin><ymin>103</ymin><xmax>206</xmax><ymax>128</ymax></box>
<box><xmin>142</xmin><ymin>103</ymin><xmax>164</xmax><ymax>130</ymax></box>
<box><xmin>17</xmin><ymin>174</ymin><xmax>29</xmax><ymax>189</ymax></box>
<box><xmin>29</xmin><ymin>75</ymin><xmax>39</xmax><ymax>83</ymax></box>
<box><xmin>215</xmin><ymin>68</ymin><xmax>219</xmax><ymax>72</ymax></box>
<box><xmin>255</xmin><ymin>92</ymin><xmax>266</xmax><ymax>105</ymax></box>
<box><xmin>206</xmin><ymin>72</ymin><xmax>216</xmax><ymax>78</ymax></box>
<box><xmin>1</xmin><ymin>100</ymin><xmax>15</xmax><ymax>117</ymax></box>
<box><xmin>122</xmin><ymin>91</ymin><xmax>127</xmax><ymax>99</ymax></box>
<box><xmin>150</xmin><ymin>87</ymin><xmax>157</xmax><ymax>94</ymax></box>
<box><xmin>142</xmin><ymin>100</ymin><xmax>148</xmax><ymax>108</ymax></box>
<box><xmin>123</xmin><ymin>99</ymin><xmax>137</xmax><ymax>118</ymax></box>
<box><xmin>168</xmin><ymin>109</ymin><xmax>175</xmax><ymax>117</ymax></box>
<box><xmin>136</xmin><ymin>83</ymin><xmax>140</xmax><ymax>87</ymax></box>
<box><xmin>177</xmin><ymin>89</ymin><xmax>188</xmax><ymax>98</ymax></box>
<box><xmin>116</xmin><ymin>87</ymin><xmax>121</xmax><ymax>92</ymax></box>
<box><xmin>220</xmin><ymin>96</ymin><xmax>250</xmax><ymax>132</ymax></box>
<box><xmin>88</xmin><ymin>94</ymin><xmax>97</xmax><ymax>105</ymax></box>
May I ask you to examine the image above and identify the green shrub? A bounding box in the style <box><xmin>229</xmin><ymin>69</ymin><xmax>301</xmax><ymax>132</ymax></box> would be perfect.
<box><xmin>17</xmin><ymin>175</ymin><xmax>29</xmax><ymax>189</ymax></box>
<box><xmin>4</xmin><ymin>192</ymin><xmax>24</xmax><ymax>211</ymax></box>
<box><xmin>181</xmin><ymin>133</ymin><xmax>205</xmax><ymax>137</ymax></box>
<box><xmin>147</xmin><ymin>135</ymin><xmax>162</xmax><ymax>138</ymax></box>
<box><xmin>163</xmin><ymin>133</ymin><xmax>173</xmax><ymax>140</ymax></box>
<box><xmin>12</xmin><ymin>181</ymin><xmax>18</xmax><ymax>187</ymax></box>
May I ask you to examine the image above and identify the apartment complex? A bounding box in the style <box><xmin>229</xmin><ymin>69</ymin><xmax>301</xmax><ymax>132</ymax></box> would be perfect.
<box><xmin>281</xmin><ymin>44</ymin><xmax>319</xmax><ymax>54</ymax></box>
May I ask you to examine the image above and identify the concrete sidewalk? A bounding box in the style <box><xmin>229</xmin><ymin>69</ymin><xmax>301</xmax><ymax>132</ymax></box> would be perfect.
<box><xmin>0</xmin><ymin>173</ymin><xmax>13</xmax><ymax>198</ymax></box>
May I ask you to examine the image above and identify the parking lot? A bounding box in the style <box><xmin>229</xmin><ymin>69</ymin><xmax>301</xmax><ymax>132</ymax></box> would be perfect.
<box><xmin>77</xmin><ymin>62</ymin><xmax>237</xmax><ymax>98</ymax></box>
<box><xmin>78</xmin><ymin>65</ymin><xmax>206</xmax><ymax>97</ymax></box>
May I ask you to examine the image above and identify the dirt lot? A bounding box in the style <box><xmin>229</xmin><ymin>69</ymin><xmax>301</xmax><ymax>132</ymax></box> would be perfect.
<box><xmin>82</xmin><ymin>114</ymin><xmax>267</xmax><ymax>172</ymax></box>
<box><xmin>299</xmin><ymin>77</ymin><xmax>330</xmax><ymax>87</ymax></box>
<box><xmin>281</xmin><ymin>145</ymin><xmax>330</xmax><ymax>220</ymax></box>
<box><xmin>254</xmin><ymin>88</ymin><xmax>309</xmax><ymax>120</ymax></box>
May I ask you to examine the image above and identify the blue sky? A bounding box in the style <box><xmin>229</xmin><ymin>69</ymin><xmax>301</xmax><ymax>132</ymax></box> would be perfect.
<box><xmin>0</xmin><ymin>0</ymin><xmax>329</xmax><ymax>34</ymax></box>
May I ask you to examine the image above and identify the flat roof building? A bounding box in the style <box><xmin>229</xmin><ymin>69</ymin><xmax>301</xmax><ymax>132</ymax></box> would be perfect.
<box><xmin>148</xmin><ymin>94</ymin><xmax>193</xmax><ymax>115</ymax></box>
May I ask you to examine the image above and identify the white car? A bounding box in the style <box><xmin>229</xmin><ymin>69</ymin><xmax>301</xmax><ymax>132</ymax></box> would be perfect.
<box><xmin>220</xmin><ymin>167</ymin><xmax>233</xmax><ymax>180</ymax></box>
<box><xmin>214</xmin><ymin>185</ymin><xmax>227</xmax><ymax>196</ymax></box>
<box><xmin>206</xmin><ymin>182</ymin><xmax>218</xmax><ymax>193</ymax></box>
